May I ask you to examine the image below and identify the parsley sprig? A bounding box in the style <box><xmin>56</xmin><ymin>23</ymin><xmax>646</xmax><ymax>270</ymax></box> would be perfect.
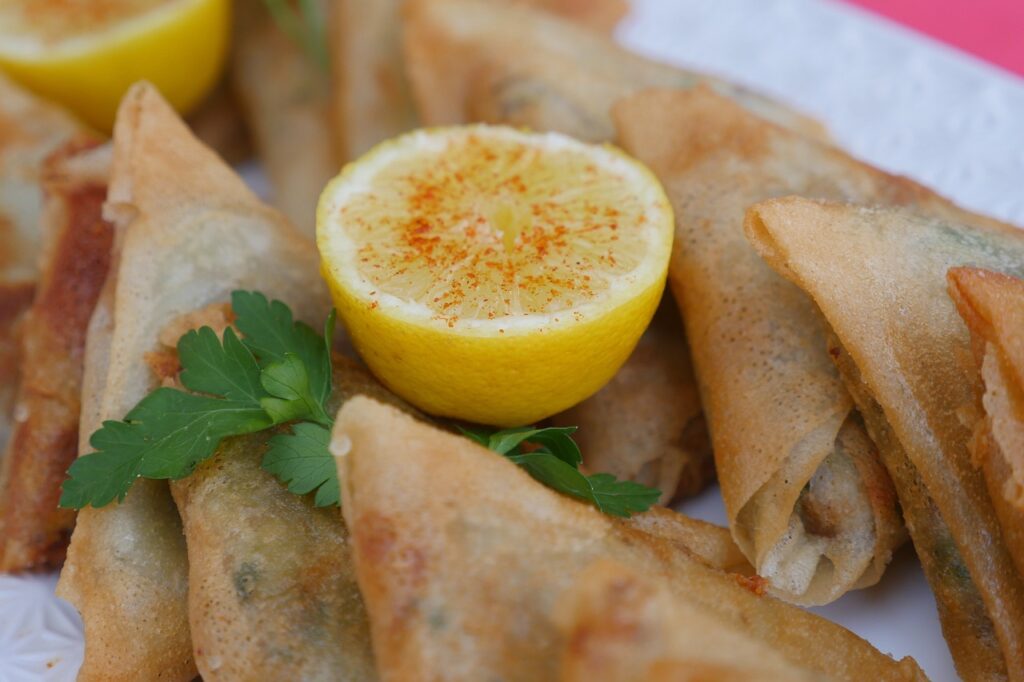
<box><xmin>261</xmin><ymin>0</ymin><xmax>329</xmax><ymax>72</ymax></box>
<box><xmin>61</xmin><ymin>291</ymin><xmax>660</xmax><ymax>518</ymax></box>
<box><xmin>60</xmin><ymin>291</ymin><xmax>340</xmax><ymax>509</ymax></box>
<box><xmin>460</xmin><ymin>426</ymin><xmax>661</xmax><ymax>517</ymax></box>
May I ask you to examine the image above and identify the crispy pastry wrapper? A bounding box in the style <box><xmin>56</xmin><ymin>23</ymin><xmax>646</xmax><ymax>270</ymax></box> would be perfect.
<box><xmin>0</xmin><ymin>285</ymin><xmax>34</xmax><ymax>462</ymax></box>
<box><xmin>612</xmin><ymin>88</ymin><xmax>908</xmax><ymax>605</ymax></box>
<box><xmin>170</xmin><ymin>354</ymin><xmax>412</xmax><ymax>681</ymax></box>
<box><xmin>747</xmin><ymin>197</ymin><xmax>1024</xmax><ymax>681</ymax></box>
<box><xmin>949</xmin><ymin>268</ymin><xmax>1024</xmax><ymax>584</ymax></box>
<box><xmin>551</xmin><ymin>297</ymin><xmax>713</xmax><ymax>503</ymax></box>
<box><xmin>0</xmin><ymin>70</ymin><xmax>96</xmax><ymax>573</ymax></box>
<box><xmin>331</xmin><ymin>395</ymin><xmax>926</xmax><ymax>682</ymax></box>
<box><xmin>56</xmin><ymin>83</ymin><xmax>331</xmax><ymax>682</ymax></box>
<box><xmin>331</xmin><ymin>0</ymin><xmax>627</xmax><ymax>162</ymax></box>
<box><xmin>232</xmin><ymin>0</ymin><xmax>337</xmax><ymax>233</ymax></box>
<box><xmin>0</xmin><ymin>143</ymin><xmax>113</xmax><ymax>572</ymax></box>
<box><xmin>555</xmin><ymin>560</ymin><xmax>823</xmax><ymax>682</ymax></box>
<box><xmin>401</xmin><ymin>0</ymin><xmax>827</xmax><ymax>143</ymax></box>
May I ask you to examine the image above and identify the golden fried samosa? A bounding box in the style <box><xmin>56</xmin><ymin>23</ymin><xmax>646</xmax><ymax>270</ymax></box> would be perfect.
<box><xmin>551</xmin><ymin>298</ymin><xmax>712</xmax><ymax>503</ymax></box>
<box><xmin>170</xmin><ymin>354</ymin><xmax>409</xmax><ymax>681</ymax></box>
<box><xmin>0</xmin><ymin>143</ymin><xmax>113</xmax><ymax>573</ymax></box>
<box><xmin>232</xmin><ymin>0</ymin><xmax>336</xmax><ymax>233</ymax></box>
<box><xmin>57</xmin><ymin>82</ymin><xmax>330</xmax><ymax>682</ymax></box>
<box><xmin>0</xmin><ymin>71</ymin><xmax>93</xmax><ymax>289</ymax></box>
<box><xmin>556</xmin><ymin>560</ymin><xmax>823</xmax><ymax>682</ymax></box>
<box><xmin>0</xmin><ymin>71</ymin><xmax>95</xmax><ymax>574</ymax></box>
<box><xmin>173</xmin><ymin>431</ymin><xmax>375</xmax><ymax>681</ymax></box>
<box><xmin>332</xmin><ymin>396</ymin><xmax>926</xmax><ymax>682</ymax></box>
<box><xmin>747</xmin><ymin>198</ymin><xmax>1024</xmax><ymax>681</ymax></box>
<box><xmin>332</xmin><ymin>0</ymin><xmax>627</xmax><ymax>162</ymax></box>
<box><xmin>611</xmin><ymin>88</ymin><xmax>913</xmax><ymax>605</ymax></box>
<box><xmin>949</xmin><ymin>268</ymin><xmax>1024</xmax><ymax>584</ymax></box>
<box><xmin>402</xmin><ymin>0</ymin><xmax>826</xmax><ymax>144</ymax></box>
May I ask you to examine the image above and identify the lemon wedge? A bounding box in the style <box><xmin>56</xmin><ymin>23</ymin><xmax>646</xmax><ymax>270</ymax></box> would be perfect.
<box><xmin>0</xmin><ymin>0</ymin><xmax>230</xmax><ymax>132</ymax></box>
<box><xmin>318</xmin><ymin>125</ymin><xmax>673</xmax><ymax>426</ymax></box>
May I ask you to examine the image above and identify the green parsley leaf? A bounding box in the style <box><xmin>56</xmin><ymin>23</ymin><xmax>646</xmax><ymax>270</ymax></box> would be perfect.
<box><xmin>262</xmin><ymin>422</ymin><xmax>338</xmax><ymax>507</ymax></box>
<box><xmin>260</xmin><ymin>353</ymin><xmax>331</xmax><ymax>425</ymax></box>
<box><xmin>178</xmin><ymin>326</ymin><xmax>265</xmax><ymax>402</ymax></box>
<box><xmin>468</xmin><ymin>425</ymin><xmax>659</xmax><ymax>518</ymax></box>
<box><xmin>62</xmin><ymin>291</ymin><xmax>340</xmax><ymax>510</ymax></box>
<box><xmin>507</xmin><ymin>454</ymin><xmax>660</xmax><ymax>518</ymax></box>
<box><xmin>233</xmin><ymin>291</ymin><xmax>333</xmax><ymax>412</ymax></box>
<box><xmin>585</xmin><ymin>473</ymin><xmax>663</xmax><ymax>518</ymax></box>
<box><xmin>260</xmin><ymin>0</ymin><xmax>329</xmax><ymax>72</ymax></box>
<box><xmin>60</xmin><ymin>388</ymin><xmax>271</xmax><ymax>508</ymax></box>
<box><xmin>457</xmin><ymin>425</ymin><xmax>494</xmax><ymax>448</ymax></box>
<box><xmin>507</xmin><ymin>450</ymin><xmax>594</xmax><ymax>502</ymax></box>
<box><xmin>486</xmin><ymin>426</ymin><xmax>581</xmax><ymax>466</ymax></box>
<box><xmin>61</xmin><ymin>286</ymin><xmax>638</xmax><ymax>519</ymax></box>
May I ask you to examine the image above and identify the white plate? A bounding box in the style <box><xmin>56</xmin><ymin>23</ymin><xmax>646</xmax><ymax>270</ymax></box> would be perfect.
<box><xmin>4</xmin><ymin>1</ymin><xmax>1023</xmax><ymax>680</ymax></box>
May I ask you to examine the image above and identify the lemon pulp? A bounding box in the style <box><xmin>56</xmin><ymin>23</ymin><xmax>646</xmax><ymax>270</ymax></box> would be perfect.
<box><xmin>318</xmin><ymin>125</ymin><xmax>673</xmax><ymax>426</ymax></box>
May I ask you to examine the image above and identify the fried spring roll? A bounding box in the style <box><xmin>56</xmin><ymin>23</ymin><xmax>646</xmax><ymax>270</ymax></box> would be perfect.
<box><xmin>331</xmin><ymin>396</ymin><xmax>926</xmax><ymax>682</ymax></box>
<box><xmin>332</xmin><ymin>0</ymin><xmax>627</xmax><ymax>162</ymax></box>
<box><xmin>0</xmin><ymin>70</ymin><xmax>93</xmax><ymax>574</ymax></box>
<box><xmin>556</xmin><ymin>560</ymin><xmax>823</xmax><ymax>682</ymax></box>
<box><xmin>747</xmin><ymin>197</ymin><xmax>1024</xmax><ymax>681</ymax></box>
<box><xmin>57</xmin><ymin>83</ymin><xmax>330</xmax><ymax>681</ymax></box>
<box><xmin>949</xmin><ymin>269</ymin><xmax>1024</xmax><ymax>585</ymax></box>
<box><xmin>232</xmin><ymin>0</ymin><xmax>337</xmax><ymax>233</ymax></box>
<box><xmin>610</xmin><ymin>88</ymin><xmax>912</xmax><ymax>605</ymax></box>
<box><xmin>0</xmin><ymin>143</ymin><xmax>113</xmax><ymax>573</ymax></box>
<box><xmin>401</xmin><ymin>0</ymin><xmax>827</xmax><ymax>144</ymax></box>
<box><xmin>551</xmin><ymin>297</ymin><xmax>712</xmax><ymax>503</ymax></box>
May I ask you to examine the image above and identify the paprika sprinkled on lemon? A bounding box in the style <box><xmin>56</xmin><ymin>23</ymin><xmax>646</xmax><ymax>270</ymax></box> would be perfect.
<box><xmin>317</xmin><ymin>125</ymin><xmax>673</xmax><ymax>426</ymax></box>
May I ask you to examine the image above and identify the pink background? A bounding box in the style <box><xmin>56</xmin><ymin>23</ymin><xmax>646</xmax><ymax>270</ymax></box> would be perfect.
<box><xmin>840</xmin><ymin>0</ymin><xmax>1024</xmax><ymax>77</ymax></box>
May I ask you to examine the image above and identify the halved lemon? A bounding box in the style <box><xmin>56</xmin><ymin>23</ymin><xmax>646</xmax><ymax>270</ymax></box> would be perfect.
<box><xmin>0</xmin><ymin>0</ymin><xmax>230</xmax><ymax>132</ymax></box>
<box><xmin>318</xmin><ymin>125</ymin><xmax>673</xmax><ymax>426</ymax></box>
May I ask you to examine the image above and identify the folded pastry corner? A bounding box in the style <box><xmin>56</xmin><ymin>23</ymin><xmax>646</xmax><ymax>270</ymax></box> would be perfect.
<box><xmin>331</xmin><ymin>395</ymin><xmax>926</xmax><ymax>681</ymax></box>
<box><xmin>746</xmin><ymin>196</ymin><xmax>1024</xmax><ymax>681</ymax></box>
<box><xmin>948</xmin><ymin>267</ymin><xmax>1024</xmax><ymax>583</ymax></box>
<box><xmin>57</xmin><ymin>82</ymin><xmax>330</xmax><ymax>681</ymax></box>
